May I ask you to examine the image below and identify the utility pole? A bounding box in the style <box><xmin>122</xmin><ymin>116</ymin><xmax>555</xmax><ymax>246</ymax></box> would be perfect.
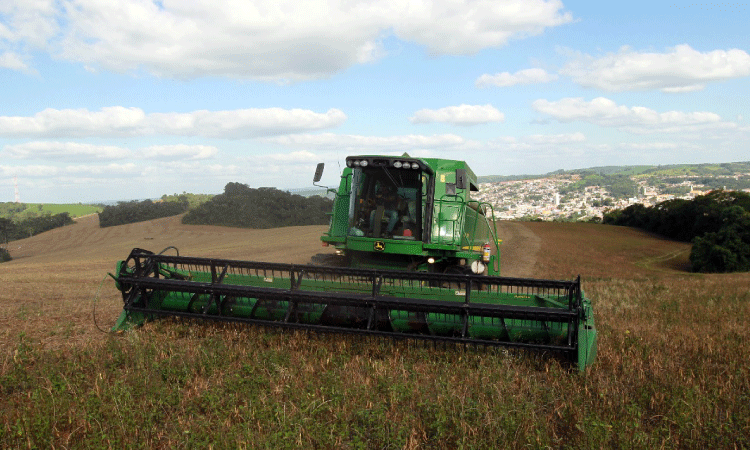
<box><xmin>13</xmin><ymin>176</ymin><xmax>20</xmax><ymax>203</ymax></box>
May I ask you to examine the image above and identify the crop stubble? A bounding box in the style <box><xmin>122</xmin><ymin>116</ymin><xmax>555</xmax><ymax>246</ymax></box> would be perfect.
<box><xmin>1</xmin><ymin>215</ymin><xmax>748</xmax><ymax>448</ymax></box>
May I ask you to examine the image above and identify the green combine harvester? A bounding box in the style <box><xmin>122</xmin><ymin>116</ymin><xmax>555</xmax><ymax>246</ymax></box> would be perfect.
<box><xmin>112</xmin><ymin>155</ymin><xmax>597</xmax><ymax>369</ymax></box>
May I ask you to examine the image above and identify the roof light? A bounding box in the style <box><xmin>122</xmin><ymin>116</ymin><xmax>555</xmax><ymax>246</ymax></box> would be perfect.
<box><xmin>393</xmin><ymin>161</ymin><xmax>402</xmax><ymax>168</ymax></box>
<box><xmin>353</xmin><ymin>160</ymin><xmax>360</xmax><ymax>166</ymax></box>
<box><xmin>360</xmin><ymin>160</ymin><xmax>368</xmax><ymax>167</ymax></box>
<box><xmin>411</xmin><ymin>162</ymin><xmax>419</xmax><ymax>169</ymax></box>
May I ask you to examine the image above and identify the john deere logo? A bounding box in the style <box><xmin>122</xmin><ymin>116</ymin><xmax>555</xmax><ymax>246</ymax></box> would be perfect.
<box><xmin>374</xmin><ymin>241</ymin><xmax>385</xmax><ymax>251</ymax></box>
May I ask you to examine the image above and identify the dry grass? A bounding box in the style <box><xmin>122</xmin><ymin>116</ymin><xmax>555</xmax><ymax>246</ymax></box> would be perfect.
<box><xmin>1</xmin><ymin>216</ymin><xmax>749</xmax><ymax>448</ymax></box>
<box><xmin>522</xmin><ymin>221</ymin><xmax>694</xmax><ymax>280</ymax></box>
<box><xmin>0</xmin><ymin>214</ymin><xmax>330</xmax><ymax>352</ymax></box>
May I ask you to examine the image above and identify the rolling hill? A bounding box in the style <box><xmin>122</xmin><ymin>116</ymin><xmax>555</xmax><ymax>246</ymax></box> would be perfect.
<box><xmin>1</xmin><ymin>216</ymin><xmax>748</xmax><ymax>448</ymax></box>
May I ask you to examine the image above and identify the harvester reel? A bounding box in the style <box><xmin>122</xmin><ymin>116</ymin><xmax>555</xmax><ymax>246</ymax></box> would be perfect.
<box><xmin>111</xmin><ymin>248</ymin><xmax>598</xmax><ymax>369</ymax></box>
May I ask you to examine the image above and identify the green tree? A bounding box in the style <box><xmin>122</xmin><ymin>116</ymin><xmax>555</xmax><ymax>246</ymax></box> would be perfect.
<box><xmin>182</xmin><ymin>183</ymin><xmax>333</xmax><ymax>229</ymax></box>
<box><xmin>0</xmin><ymin>216</ymin><xmax>11</xmax><ymax>262</ymax></box>
<box><xmin>0</xmin><ymin>217</ymin><xmax>12</xmax><ymax>245</ymax></box>
<box><xmin>690</xmin><ymin>206</ymin><xmax>750</xmax><ymax>273</ymax></box>
<box><xmin>603</xmin><ymin>190</ymin><xmax>750</xmax><ymax>273</ymax></box>
<box><xmin>98</xmin><ymin>199</ymin><xmax>189</xmax><ymax>228</ymax></box>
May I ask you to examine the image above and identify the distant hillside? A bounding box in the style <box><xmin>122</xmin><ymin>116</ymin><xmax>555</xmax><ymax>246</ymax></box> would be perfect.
<box><xmin>476</xmin><ymin>174</ymin><xmax>546</xmax><ymax>183</ymax></box>
<box><xmin>478</xmin><ymin>161</ymin><xmax>750</xmax><ymax>183</ymax></box>
<box><xmin>0</xmin><ymin>202</ymin><xmax>101</xmax><ymax>221</ymax></box>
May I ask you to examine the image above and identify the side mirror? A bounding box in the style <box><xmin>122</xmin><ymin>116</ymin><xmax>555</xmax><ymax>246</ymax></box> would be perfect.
<box><xmin>313</xmin><ymin>163</ymin><xmax>325</xmax><ymax>183</ymax></box>
<box><xmin>455</xmin><ymin>169</ymin><xmax>467</xmax><ymax>190</ymax></box>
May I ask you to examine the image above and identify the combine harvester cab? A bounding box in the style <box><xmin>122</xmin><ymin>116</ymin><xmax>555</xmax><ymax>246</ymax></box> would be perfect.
<box><xmin>319</xmin><ymin>155</ymin><xmax>501</xmax><ymax>275</ymax></box>
<box><xmin>112</xmin><ymin>155</ymin><xmax>597</xmax><ymax>369</ymax></box>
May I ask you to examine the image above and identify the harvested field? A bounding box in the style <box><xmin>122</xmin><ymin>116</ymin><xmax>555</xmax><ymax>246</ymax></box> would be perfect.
<box><xmin>1</xmin><ymin>216</ymin><xmax>748</xmax><ymax>448</ymax></box>
<box><xmin>1</xmin><ymin>215</ymin><xmax>331</xmax><ymax>352</ymax></box>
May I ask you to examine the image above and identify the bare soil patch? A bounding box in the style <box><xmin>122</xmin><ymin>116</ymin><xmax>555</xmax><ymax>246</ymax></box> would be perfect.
<box><xmin>493</xmin><ymin>221</ymin><xmax>541</xmax><ymax>278</ymax></box>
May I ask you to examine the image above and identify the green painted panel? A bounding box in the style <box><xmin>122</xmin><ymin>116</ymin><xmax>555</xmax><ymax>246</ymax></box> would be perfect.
<box><xmin>346</xmin><ymin>237</ymin><xmax>424</xmax><ymax>255</ymax></box>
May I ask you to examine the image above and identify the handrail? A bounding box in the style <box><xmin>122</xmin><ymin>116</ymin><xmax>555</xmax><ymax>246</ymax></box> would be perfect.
<box><xmin>432</xmin><ymin>194</ymin><xmax>466</xmax><ymax>245</ymax></box>
<box><xmin>478</xmin><ymin>201</ymin><xmax>501</xmax><ymax>274</ymax></box>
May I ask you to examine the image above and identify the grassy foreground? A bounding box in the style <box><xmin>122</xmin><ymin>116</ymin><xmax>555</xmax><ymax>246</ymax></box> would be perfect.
<box><xmin>1</xmin><ymin>218</ymin><xmax>749</xmax><ymax>448</ymax></box>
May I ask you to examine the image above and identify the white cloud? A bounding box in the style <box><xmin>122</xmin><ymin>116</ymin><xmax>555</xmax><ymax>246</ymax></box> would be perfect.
<box><xmin>141</xmin><ymin>144</ymin><xmax>218</xmax><ymax>160</ymax></box>
<box><xmin>0</xmin><ymin>106</ymin><xmax>146</xmax><ymax>138</ymax></box>
<box><xmin>0</xmin><ymin>164</ymin><xmax>59</xmax><ymax>178</ymax></box>
<box><xmin>0</xmin><ymin>1</ymin><xmax>59</xmax><ymax>47</ymax></box>
<box><xmin>64</xmin><ymin>163</ymin><xmax>140</xmax><ymax>175</ymax></box>
<box><xmin>148</xmin><ymin>108</ymin><xmax>348</xmax><ymax>138</ymax></box>
<box><xmin>0</xmin><ymin>106</ymin><xmax>346</xmax><ymax>138</ymax></box>
<box><xmin>617</xmin><ymin>142</ymin><xmax>678</xmax><ymax>150</ymax></box>
<box><xmin>5</xmin><ymin>0</ymin><xmax>571</xmax><ymax>80</ymax></box>
<box><xmin>0</xmin><ymin>51</ymin><xmax>28</xmax><ymax>70</ymax></box>
<box><xmin>485</xmin><ymin>133</ymin><xmax>586</xmax><ymax>151</ymax></box>
<box><xmin>409</xmin><ymin>104</ymin><xmax>505</xmax><ymax>125</ymax></box>
<box><xmin>142</xmin><ymin>161</ymin><xmax>242</xmax><ymax>176</ymax></box>
<box><xmin>264</xmin><ymin>150</ymin><xmax>320</xmax><ymax>164</ymax></box>
<box><xmin>390</xmin><ymin>0</ymin><xmax>572</xmax><ymax>55</ymax></box>
<box><xmin>1</xmin><ymin>160</ymin><xmax>237</xmax><ymax>181</ymax></box>
<box><xmin>660</xmin><ymin>85</ymin><xmax>704</xmax><ymax>93</ymax></box>
<box><xmin>2</xmin><ymin>141</ymin><xmax>223</xmax><ymax>164</ymax></box>
<box><xmin>3</xmin><ymin>141</ymin><xmax>131</xmax><ymax>161</ymax></box>
<box><xmin>0</xmin><ymin>1</ymin><xmax>57</xmax><ymax>74</ymax></box>
<box><xmin>234</xmin><ymin>151</ymin><xmax>324</xmax><ymax>177</ymax></box>
<box><xmin>532</xmin><ymin>97</ymin><xmax>732</xmax><ymax>133</ymax></box>
<box><xmin>523</xmin><ymin>132</ymin><xmax>586</xmax><ymax>144</ymax></box>
<box><xmin>265</xmin><ymin>132</ymin><xmax>471</xmax><ymax>152</ymax></box>
<box><xmin>561</xmin><ymin>44</ymin><xmax>750</xmax><ymax>92</ymax></box>
<box><xmin>481</xmin><ymin>134</ymin><xmax>600</xmax><ymax>170</ymax></box>
<box><xmin>476</xmin><ymin>68</ymin><xmax>558</xmax><ymax>87</ymax></box>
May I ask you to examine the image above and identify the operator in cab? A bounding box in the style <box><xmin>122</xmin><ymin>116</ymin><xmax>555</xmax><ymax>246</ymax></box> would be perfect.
<box><xmin>369</xmin><ymin>182</ymin><xmax>400</xmax><ymax>238</ymax></box>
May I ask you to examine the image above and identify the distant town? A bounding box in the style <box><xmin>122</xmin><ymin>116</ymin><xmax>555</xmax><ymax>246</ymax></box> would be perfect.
<box><xmin>474</xmin><ymin>162</ymin><xmax>750</xmax><ymax>221</ymax></box>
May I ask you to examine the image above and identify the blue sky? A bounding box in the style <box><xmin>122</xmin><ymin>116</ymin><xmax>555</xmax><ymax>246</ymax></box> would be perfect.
<box><xmin>1</xmin><ymin>1</ymin><xmax>749</xmax><ymax>203</ymax></box>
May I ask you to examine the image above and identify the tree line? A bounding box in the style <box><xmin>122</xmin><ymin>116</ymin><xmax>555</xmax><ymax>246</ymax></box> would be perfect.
<box><xmin>182</xmin><ymin>183</ymin><xmax>333</xmax><ymax>229</ymax></box>
<box><xmin>0</xmin><ymin>213</ymin><xmax>75</xmax><ymax>262</ymax></box>
<box><xmin>159</xmin><ymin>192</ymin><xmax>215</xmax><ymax>209</ymax></box>
<box><xmin>98</xmin><ymin>199</ymin><xmax>190</xmax><ymax>228</ymax></box>
<box><xmin>661</xmin><ymin>176</ymin><xmax>750</xmax><ymax>192</ymax></box>
<box><xmin>0</xmin><ymin>213</ymin><xmax>75</xmax><ymax>243</ymax></box>
<box><xmin>98</xmin><ymin>186</ymin><xmax>333</xmax><ymax>230</ymax></box>
<box><xmin>603</xmin><ymin>190</ymin><xmax>750</xmax><ymax>273</ymax></box>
